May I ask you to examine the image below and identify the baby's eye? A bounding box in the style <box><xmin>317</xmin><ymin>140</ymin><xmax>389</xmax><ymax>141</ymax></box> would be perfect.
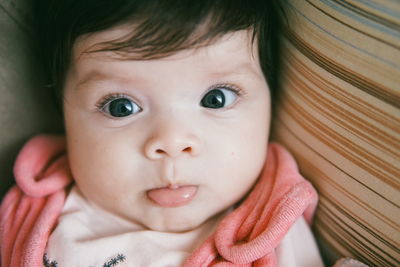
<box><xmin>100</xmin><ymin>96</ymin><xmax>141</xmax><ymax>117</ymax></box>
<box><xmin>200</xmin><ymin>86</ymin><xmax>240</xmax><ymax>109</ymax></box>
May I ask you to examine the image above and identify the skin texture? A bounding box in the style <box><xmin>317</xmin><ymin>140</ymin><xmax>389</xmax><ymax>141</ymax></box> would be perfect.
<box><xmin>63</xmin><ymin>27</ymin><xmax>271</xmax><ymax>232</ymax></box>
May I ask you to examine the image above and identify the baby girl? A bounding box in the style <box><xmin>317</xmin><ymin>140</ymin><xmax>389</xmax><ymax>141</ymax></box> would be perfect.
<box><xmin>0</xmin><ymin>0</ymin><xmax>324</xmax><ymax>266</ymax></box>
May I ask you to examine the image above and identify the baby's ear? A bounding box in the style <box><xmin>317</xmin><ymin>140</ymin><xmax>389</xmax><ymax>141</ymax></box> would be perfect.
<box><xmin>0</xmin><ymin>1</ymin><xmax>63</xmax><ymax>199</ymax></box>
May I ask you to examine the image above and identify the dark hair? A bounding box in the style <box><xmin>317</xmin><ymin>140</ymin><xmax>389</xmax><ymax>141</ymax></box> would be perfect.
<box><xmin>35</xmin><ymin>0</ymin><xmax>284</xmax><ymax>105</ymax></box>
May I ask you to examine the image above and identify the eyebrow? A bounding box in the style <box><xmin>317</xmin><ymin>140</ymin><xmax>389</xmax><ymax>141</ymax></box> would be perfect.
<box><xmin>76</xmin><ymin>61</ymin><xmax>262</xmax><ymax>90</ymax></box>
<box><xmin>206</xmin><ymin>62</ymin><xmax>264</xmax><ymax>80</ymax></box>
<box><xmin>76</xmin><ymin>70</ymin><xmax>129</xmax><ymax>89</ymax></box>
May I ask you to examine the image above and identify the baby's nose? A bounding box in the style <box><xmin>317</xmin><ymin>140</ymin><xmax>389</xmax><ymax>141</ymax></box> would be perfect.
<box><xmin>144</xmin><ymin>131</ymin><xmax>201</xmax><ymax>160</ymax></box>
<box><xmin>144</xmin><ymin>138</ymin><xmax>200</xmax><ymax>159</ymax></box>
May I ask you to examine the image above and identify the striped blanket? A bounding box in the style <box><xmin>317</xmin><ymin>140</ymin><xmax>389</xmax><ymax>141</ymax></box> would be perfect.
<box><xmin>272</xmin><ymin>0</ymin><xmax>400</xmax><ymax>266</ymax></box>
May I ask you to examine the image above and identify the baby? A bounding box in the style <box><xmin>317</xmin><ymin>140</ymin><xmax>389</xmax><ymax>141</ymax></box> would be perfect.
<box><xmin>0</xmin><ymin>0</ymin><xmax>324</xmax><ymax>266</ymax></box>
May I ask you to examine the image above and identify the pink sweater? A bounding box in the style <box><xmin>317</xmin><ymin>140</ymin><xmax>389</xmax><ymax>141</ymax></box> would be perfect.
<box><xmin>0</xmin><ymin>135</ymin><xmax>318</xmax><ymax>267</ymax></box>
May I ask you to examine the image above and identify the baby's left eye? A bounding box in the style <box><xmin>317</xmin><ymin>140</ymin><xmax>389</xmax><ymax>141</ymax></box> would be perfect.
<box><xmin>200</xmin><ymin>86</ymin><xmax>239</xmax><ymax>109</ymax></box>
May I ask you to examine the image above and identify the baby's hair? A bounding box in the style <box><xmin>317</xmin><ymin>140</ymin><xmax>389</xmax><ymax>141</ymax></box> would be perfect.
<box><xmin>35</xmin><ymin>0</ymin><xmax>285</xmax><ymax>105</ymax></box>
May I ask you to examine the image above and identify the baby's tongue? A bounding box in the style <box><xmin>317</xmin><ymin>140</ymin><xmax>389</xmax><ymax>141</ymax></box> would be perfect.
<box><xmin>147</xmin><ymin>185</ymin><xmax>197</xmax><ymax>208</ymax></box>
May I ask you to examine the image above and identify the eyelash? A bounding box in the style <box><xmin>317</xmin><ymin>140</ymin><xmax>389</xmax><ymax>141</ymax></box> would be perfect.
<box><xmin>95</xmin><ymin>93</ymin><xmax>133</xmax><ymax>111</ymax></box>
<box><xmin>209</xmin><ymin>83</ymin><xmax>243</xmax><ymax>96</ymax></box>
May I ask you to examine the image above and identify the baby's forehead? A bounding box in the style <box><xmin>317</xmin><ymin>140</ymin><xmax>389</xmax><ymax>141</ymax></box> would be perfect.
<box><xmin>70</xmin><ymin>28</ymin><xmax>262</xmax><ymax>83</ymax></box>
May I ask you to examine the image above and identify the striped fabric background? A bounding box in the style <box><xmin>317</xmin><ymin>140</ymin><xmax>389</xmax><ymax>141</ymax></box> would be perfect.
<box><xmin>272</xmin><ymin>0</ymin><xmax>400</xmax><ymax>266</ymax></box>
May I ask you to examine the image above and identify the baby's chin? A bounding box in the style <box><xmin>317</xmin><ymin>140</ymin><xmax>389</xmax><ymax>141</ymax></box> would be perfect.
<box><xmin>143</xmin><ymin>213</ymin><xmax>211</xmax><ymax>233</ymax></box>
<box><xmin>140</xmin><ymin>207</ymin><xmax>225</xmax><ymax>233</ymax></box>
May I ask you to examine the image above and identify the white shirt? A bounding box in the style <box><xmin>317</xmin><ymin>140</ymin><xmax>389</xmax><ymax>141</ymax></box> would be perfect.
<box><xmin>45</xmin><ymin>186</ymin><xmax>324</xmax><ymax>267</ymax></box>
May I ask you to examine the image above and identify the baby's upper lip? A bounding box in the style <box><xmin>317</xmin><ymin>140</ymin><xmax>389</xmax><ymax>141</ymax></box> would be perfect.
<box><xmin>165</xmin><ymin>184</ymin><xmax>178</xmax><ymax>189</ymax></box>
<box><xmin>160</xmin><ymin>158</ymin><xmax>175</xmax><ymax>182</ymax></box>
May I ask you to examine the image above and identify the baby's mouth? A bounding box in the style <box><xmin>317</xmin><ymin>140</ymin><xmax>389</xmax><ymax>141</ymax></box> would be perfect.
<box><xmin>146</xmin><ymin>184</ymin><xmax>198</xmax><ymax>208</ymax></box>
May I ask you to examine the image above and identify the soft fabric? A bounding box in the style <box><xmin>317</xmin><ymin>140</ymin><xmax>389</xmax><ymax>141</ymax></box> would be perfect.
<box><xmin>0</xmin><ymin>136</ymin><xmax>71</xmax><ymax>267</ymax></box>
<box><xmin>1</xmin><ymin>135</ymin><xmax>320</xmax><ymax>266</ymax></box>
<box><xmin>44</xmin><ymin>186</ymin><xmax>224</xmax><ymax>266</ymax></box>
<box><xmin>275</xmin><ymin>216</ymin><xmax>324</xmax><ymax>267</ymax></box>
<box><xmin>45</xmin><ymin>186</ymin><xmax>322</xmax><ymax>267</ymax></box>
<box><xmin>272</xmin><ymin>0</ymin><xmax>400</xmax><ymax>266</ymax></box>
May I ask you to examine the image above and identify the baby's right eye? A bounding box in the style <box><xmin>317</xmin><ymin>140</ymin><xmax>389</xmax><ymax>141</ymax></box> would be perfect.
<box><xmin>98</xmin><ymin>96</ymin><xmax>142</xmax><ymax>118</ymax></box>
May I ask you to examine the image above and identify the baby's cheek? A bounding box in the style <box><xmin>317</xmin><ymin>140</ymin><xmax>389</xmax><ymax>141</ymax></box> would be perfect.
<box><xmin>207</xmin><ymin>141</ymin><xmax>266</xmax><ymax>201</ymax></box>
<box><xmin>220</xmin><ymin>122</ymin><xmax>269</xmax><ymax>196</ymax></box>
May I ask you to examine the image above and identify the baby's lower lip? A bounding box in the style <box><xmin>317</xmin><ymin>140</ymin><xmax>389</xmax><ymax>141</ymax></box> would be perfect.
<box><xmin>146</xmin><ymin>185</ymin><xmax>198</xmax><ymax>208</ymax></box>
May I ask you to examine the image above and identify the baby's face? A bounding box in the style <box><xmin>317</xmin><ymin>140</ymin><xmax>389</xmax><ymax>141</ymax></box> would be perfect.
<box><xmin>63</xmin><ymin>27</ymin><xmax>271</xmax><ymax>232</ymax></box>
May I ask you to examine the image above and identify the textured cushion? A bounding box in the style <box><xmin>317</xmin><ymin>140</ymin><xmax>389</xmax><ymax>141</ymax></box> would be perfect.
<box><xmin>0</xmin><ymin>0</ymin><xmax>62</xmax><ymax>198</ymax></box>
<box><xmin>272</xmin><ymin>0</ymin><xmax>400</xmax><ymax>266</ymax></box>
